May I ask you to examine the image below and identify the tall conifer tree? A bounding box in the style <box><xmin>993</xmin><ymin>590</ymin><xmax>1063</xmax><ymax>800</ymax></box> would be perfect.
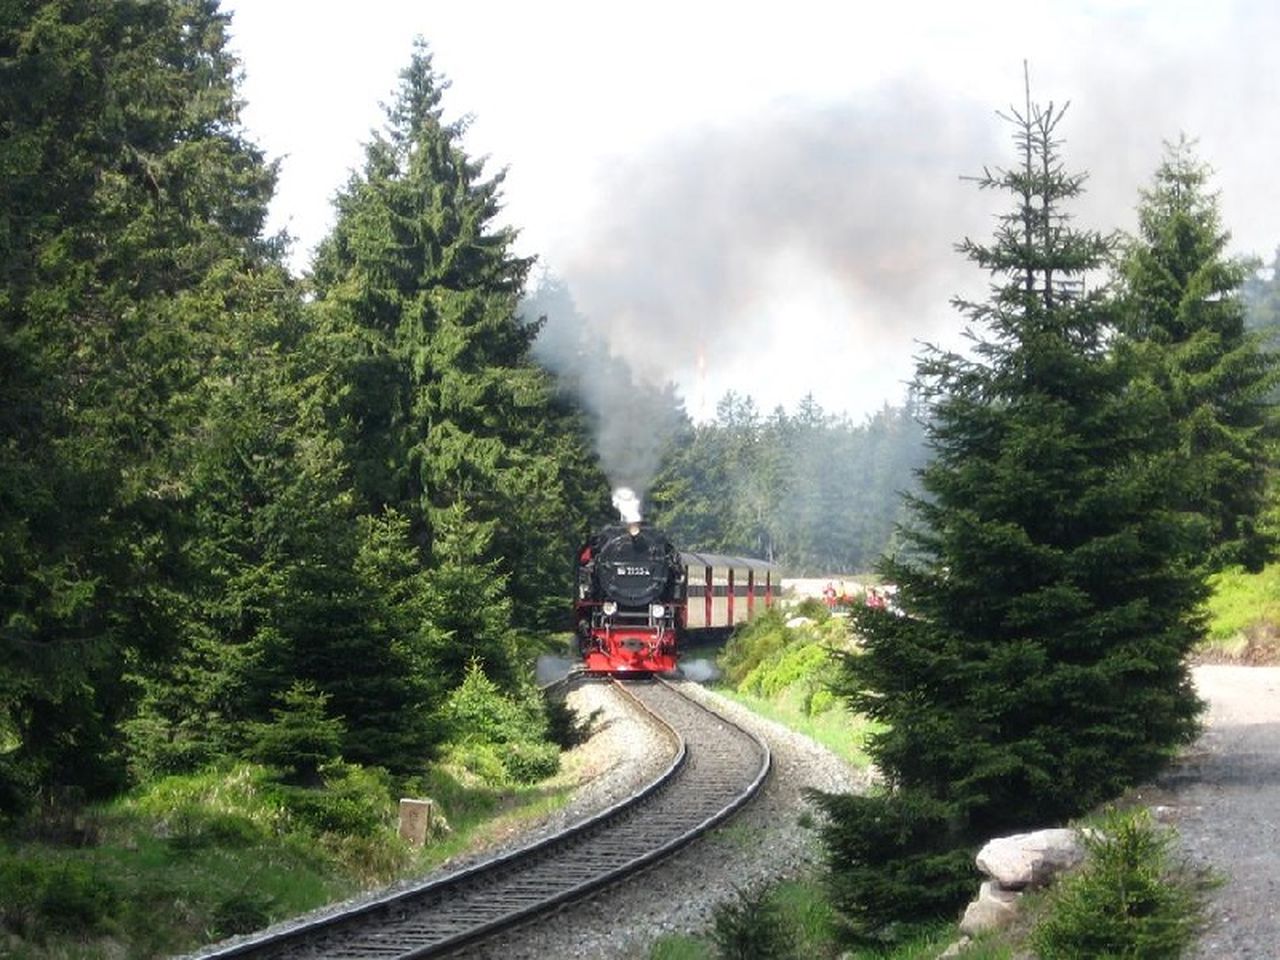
<box><xmin>0</xmin><ymin>0</ymin><xmax>277</xmax><ymax>805</ymax></box>
<box><xmin>816</xmin><ymin>80</ymin><xmax>1207</xmax><ymax>938</ymax></box>
<box><xmin>310</xmin><ymin>42</ymin><xmax>607</xmax><ymax>675</ymax></box>
<box><xmin>1118</xmin><ymin>137</ymin><xmax>1276</xmax><ymax>572</ymax></box>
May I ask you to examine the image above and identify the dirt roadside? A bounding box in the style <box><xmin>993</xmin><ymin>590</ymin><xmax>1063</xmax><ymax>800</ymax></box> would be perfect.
<box><xmin>1151</xmin><ymin>666</ymin><xmax>1280</xmax><ymax>959</ymax></box>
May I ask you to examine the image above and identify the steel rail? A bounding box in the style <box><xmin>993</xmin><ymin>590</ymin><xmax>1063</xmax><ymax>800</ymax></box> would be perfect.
<box><xmin>190</xmin><ymin>677</ymin><xmax>769</xmax><ymax>960</ymax></box>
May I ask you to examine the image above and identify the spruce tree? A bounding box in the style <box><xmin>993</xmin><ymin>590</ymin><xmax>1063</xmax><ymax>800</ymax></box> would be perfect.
<box><xmin>310</xmin><ymin>41</ymin><xmax>607</xmax><ymax>671</ymax></box>
<box><xmin>815</xmin><ymin>81</ymin><xmax>1207</xmax><ymax>938</ymax></box>
<box><xmin>1118</xmin><ymin>137</ymin><xmax>1277</xmax><ymax>572</ymax></box>
<box><xmin>0</xmin><ymin>0</ymin><xmax>277</xmax><ymax>806</ymax></box>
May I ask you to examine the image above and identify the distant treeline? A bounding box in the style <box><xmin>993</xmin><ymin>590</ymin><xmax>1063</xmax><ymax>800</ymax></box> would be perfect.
<box><xmin>647</xmin><ymin>393</ymin><xmax>926</xmax><ymax>574</ymax></box>
<box><xmin>521</xmin><ymin>275</ymin><xmax>930</xmax><ymax>575</ymax></box>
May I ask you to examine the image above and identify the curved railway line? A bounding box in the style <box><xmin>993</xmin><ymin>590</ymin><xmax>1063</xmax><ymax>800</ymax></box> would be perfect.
<box><xmin>195</xmin><ymin>677</ymin><xmax>771</xmax><ymax>960</ymax></box>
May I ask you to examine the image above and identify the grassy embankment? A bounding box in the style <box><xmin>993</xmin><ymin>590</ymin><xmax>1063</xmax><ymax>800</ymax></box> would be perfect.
<box><xmin>1200</xmin><ymin>563</ymin><xmax>1280</xmax><ymax>662</ymax></box>
<box><xmin>710</xmin><ymin>602</ymin><xmax>878</xmax><ymax>770</ymax></box>
<box><xmin>0</xmin><ymin>663</ymin><xmax>591</xmax><ymax>960</ymax></box>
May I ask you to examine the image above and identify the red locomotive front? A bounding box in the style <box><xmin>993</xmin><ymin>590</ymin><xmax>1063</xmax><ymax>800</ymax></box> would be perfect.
<box><xmin>574</xmin><ymin>520</ymin><xmax>684</xmax><ymax>675</ymax></box>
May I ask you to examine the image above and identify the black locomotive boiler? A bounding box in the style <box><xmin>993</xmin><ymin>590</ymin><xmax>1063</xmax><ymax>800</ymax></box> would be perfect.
<box><xmin>574</xmin><ymin>522</ymin><xmax>777</xmax><ymax>674</ymax></box>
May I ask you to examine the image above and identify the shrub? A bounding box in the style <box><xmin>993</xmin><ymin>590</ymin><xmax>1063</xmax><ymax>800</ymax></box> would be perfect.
<box><xmin>245</xmin><ymin>682</ymin><xmax>345</xmax><ymax>785</ymax></box>
<box><xmin>711</xmin><ymin>886</ymin><xmax>796</xmax><ymax>960</ymax></box>
<box><xmin>0</xmin><ymin>752</ymin><xmax>34</xmax><ymax>823</ymax></box>
<box><xmin>806</xmin><ymin>688</ymin><xmax>836</xmax><ymax>716</ymax></box>
<box><xmin>741</xmin><ymin>642</ymin><xmax>831</xmax><ymax>699</ymax></box>
<box><xmin>503</xmin><ymin>740</ymin><xmax>561</xmax><ymax>784</ymax></box>
<box><xmin>810</xmin><ymin>787</ymin><xmax>975</xmax><ymax>944</ymax></box>
<box><xmin>719</xmin><ymin>609</ymin><xmax>792</xmax><ymax>687</ymax></box>
<box><xmin>0</xmin><ymin>855</ymin><xmax>118</xmax><ymax>936</ymax></box>
<box><xmin>442</xmin><ymin>741</ymin><xmax>510</xmax><ymax>785</ymax></box>
<box><xmin>794</xmin><ymin>597</ymin><xmax>832</xmax><ymax>621</ymax></box>
<box><xmin>1030</xmin><ymin>809</ymin><xmax>1203</xmax><ymax>959</ymax></box>
<box><xmin>721</xmin><ymin>607</ymin><xmax>849</xmax><ymax>701</ymax></box>
<box><xmin>122</xmin><ymin>711</ymin><xmax>220</xmax><ymax>782</ymax></box>
<box><xmin>443</xmin><ymin>664</ymin><xmax>522</xmax><ymax>743</ymax></box>
<box><xmin>439</xmin><ymin>661</ymin><xmax>561</xmax><ymax>784</ymax></box>
<box><xmin>272</xmin><ymin>763</ymin><xmax>394</xmax><ymax>837</ymax></box>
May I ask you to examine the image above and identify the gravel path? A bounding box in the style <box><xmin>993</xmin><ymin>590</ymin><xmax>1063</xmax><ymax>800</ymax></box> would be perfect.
<box><xmin>1153</xmin><ymin>666</ymin><xmax>1280</xmax><ymax>959</ymax></box>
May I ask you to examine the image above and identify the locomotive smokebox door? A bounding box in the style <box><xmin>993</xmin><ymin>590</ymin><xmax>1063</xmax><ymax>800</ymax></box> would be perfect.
<box><xmin>596</xmin><ymin>526</ymin><xmax>669</xmax><ymax>608</ymax></box>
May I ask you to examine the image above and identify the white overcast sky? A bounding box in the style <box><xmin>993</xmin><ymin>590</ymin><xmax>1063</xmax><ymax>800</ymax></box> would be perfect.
<box><xmin>222</xmin><ymin>0</ymin><xmax>1280</xmax><ymax>422</ymax></box>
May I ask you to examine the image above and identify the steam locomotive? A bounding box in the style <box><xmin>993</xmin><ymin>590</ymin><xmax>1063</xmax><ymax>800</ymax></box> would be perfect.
<box><xmin>574</xmin><ymin>521</ymin><xmax>776</xmax><ymax>674</ymax></box>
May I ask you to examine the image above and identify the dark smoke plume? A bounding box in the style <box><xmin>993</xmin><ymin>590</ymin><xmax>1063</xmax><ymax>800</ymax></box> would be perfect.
<box><xmin>524</xmin><ymin>275</ymin><xmax>686</xmax><ymax>499</ymax></box>
<box><xmin>529</xmin><ymin>24</ymin><xmax>1280</xmax><ymax>491</ymax></box>
<box><xmin>554</xmin><ymin>82</ymin><xmax>1002</xmax><ymax>411</ymax></box>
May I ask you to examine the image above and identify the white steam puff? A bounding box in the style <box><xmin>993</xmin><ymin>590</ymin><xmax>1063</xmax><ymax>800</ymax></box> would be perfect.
<box><xmin>612</xmin><ymin>487</ymin><xmax>642</xmax><ymax>523</ymax></box>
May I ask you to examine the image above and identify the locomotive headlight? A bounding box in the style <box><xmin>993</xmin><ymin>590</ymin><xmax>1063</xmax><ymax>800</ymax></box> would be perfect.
<box><xmin>603</xmin><ymin>601</ymin><xmax>618</xmax><ymax>616</ymax></box>
<box><xmin>628</xmin><ymin>522</ymin><xmax>641</xmax><ymax>537</ymax></box>
<box><xmin>650</xmin><ymin>603</ymin><xmax>666</xmax><ymax>619</ymax></box>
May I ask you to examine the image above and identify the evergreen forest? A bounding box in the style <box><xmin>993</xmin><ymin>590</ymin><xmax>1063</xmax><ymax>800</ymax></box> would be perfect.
<box><xmin>0</xmin><ymin>3</ymin><xmax>618</xmax><ymax>818</ymax></box>
<box><xmin>4</xmin><ymin>2</ymin><xmax>1280</xmax><ymax>956</ymax></box>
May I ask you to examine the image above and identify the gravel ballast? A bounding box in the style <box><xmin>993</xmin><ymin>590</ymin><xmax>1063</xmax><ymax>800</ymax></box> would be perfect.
<box><xmin>453</xmin><ymin>678</ymin><xmax>871</xmax><ymax>959</ymax></box>
<box><xmin>199</xmin><ymin>666</ymin><xmax>1280</xmax><ymax>960</ymax></box>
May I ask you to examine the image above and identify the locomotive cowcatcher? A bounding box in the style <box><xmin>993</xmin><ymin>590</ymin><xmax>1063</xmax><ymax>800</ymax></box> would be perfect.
<box><xmin>575</xmin><ymin>521</ymin><xmax>684</xmax><ymax>674</ymax></box>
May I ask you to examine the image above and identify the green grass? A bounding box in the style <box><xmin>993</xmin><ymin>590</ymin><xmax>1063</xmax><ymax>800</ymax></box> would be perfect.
<box><xmin>1202</xmin><ymin>563</ymin><xmax>1280</xmax><ymax>660</ymax></box>
<box><xmin>715</xmin><ymin>686</ymin><xmax>877</xmax><ymax>770</ymax></box>
<box><xmin>0</xmin><ymin>759</ymin><xmax>578</xmax><ymax>959</ymax></box>
<box><xmin>649</xmin><ymin>933</ymin><xmax>712</xmax><ymax>960</ymax></box>
<box><xmin>1</xmin><ymin>815</ymin><xmax>346</xmax><ymax>957</ymax></box>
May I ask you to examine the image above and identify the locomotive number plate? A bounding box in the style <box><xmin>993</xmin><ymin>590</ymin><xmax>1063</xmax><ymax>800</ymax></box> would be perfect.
<box><xmin>617</xmin><ymin>565</ymin><xmax>651</xmax><ymax>576</ymax></box>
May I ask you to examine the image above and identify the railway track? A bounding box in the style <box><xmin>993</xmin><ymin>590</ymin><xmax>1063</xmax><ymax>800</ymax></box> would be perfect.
<box><xmin>194</xmin><ymin>677</ymin><xmax>770</xmax><ymax>959</ymax></box>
